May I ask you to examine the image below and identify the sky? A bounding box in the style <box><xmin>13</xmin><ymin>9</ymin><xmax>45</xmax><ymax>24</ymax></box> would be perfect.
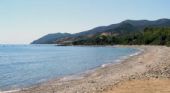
<box><xmin>0</xmin><ymin>0</ymin><xmax>170</xmax><ymax>44</ymax></box>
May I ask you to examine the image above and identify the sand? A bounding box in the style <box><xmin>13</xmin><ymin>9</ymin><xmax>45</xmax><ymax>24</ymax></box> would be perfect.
<box><xmin>104</xmin><ymin>79</ymin><xmax>170</xmax><ymax>93</ymax></box>
<box><xmin>3</xmin><ymin>45</ymin><xmax>170</xmax><ymax>93</ymax></box>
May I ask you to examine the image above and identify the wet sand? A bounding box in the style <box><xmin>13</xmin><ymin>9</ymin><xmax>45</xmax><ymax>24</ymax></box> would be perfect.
<box><xmin>4</xmin><ymin>46</ymin><xmax>170</xmax><ymax>93</ymax></box>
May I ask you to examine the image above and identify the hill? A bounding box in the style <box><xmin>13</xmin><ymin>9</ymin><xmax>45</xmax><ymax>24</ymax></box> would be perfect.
<box><xmin>31</xmin><ymin>19</ymin><xmax>170</xmax><ymax>44</ymax></box>
<box><xmin>31</xmin><ymin>33</ymin><xmax>72</xmax><ymax>44</ymax></box>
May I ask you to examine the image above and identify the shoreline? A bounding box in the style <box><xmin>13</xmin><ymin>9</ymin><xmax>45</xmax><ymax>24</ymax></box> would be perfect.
<box><xmin>104</xmin><ymin>45</ymin><xmax>170</xmax><ymax>93</ymax></box>
<box><xmin>3</xmin><ymin>45</ymin><xmax>170</xmax><ymax>93</ymax></box>
<box><xmin>1</xmin><ymin>46</ymin><xmax>141</xmax><ymax>93</ymax></box>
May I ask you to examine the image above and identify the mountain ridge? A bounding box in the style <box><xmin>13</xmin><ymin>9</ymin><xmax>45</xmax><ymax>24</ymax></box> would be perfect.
<box><xmin>31</xmin><ymin>18</ymin><xmax>170</xmax><ymax>44</ymax></box>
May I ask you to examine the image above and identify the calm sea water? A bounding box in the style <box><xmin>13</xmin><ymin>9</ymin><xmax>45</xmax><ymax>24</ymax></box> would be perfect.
<box><xmin>0</xmin><ymin>45</ymin><xmax>138</xmax><ymax>91</ymax></box>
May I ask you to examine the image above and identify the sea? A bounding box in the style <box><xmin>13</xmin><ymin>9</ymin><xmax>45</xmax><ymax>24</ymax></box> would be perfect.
<box><xmin>0</xmin><ymin>45</ymin><xmax>139</xmax><ymax>91</ymax></box>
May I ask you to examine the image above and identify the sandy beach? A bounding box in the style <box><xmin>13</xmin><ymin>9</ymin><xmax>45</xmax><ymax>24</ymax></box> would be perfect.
<box><xmin>5</xmin><ymin>46</ymin><xmax>170</xmax><ymax>93</ymax></box>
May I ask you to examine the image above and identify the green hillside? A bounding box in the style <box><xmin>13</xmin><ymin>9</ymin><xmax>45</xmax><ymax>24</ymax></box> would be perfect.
<box><xmin>31</xmin><ymin>19</ymin><xmax>170</xmax><ymax>45</ymax></box>
<box><xmin>73</xmin><ymin>27</ymin><xmax>170</xmax><ymax>46</ymax></box>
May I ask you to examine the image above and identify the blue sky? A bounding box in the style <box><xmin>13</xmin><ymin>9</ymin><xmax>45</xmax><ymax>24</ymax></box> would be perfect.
<box><xmin>0</xmin><ymin>0</ymin><xmax>170</xmax><ymax>44</ymax></box>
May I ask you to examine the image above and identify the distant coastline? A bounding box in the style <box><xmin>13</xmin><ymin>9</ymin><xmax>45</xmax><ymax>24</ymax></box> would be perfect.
<box><xmin>31</xmin><ymin>18</ymin><xmax>170</xmax><ymax>47</ymax></box>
